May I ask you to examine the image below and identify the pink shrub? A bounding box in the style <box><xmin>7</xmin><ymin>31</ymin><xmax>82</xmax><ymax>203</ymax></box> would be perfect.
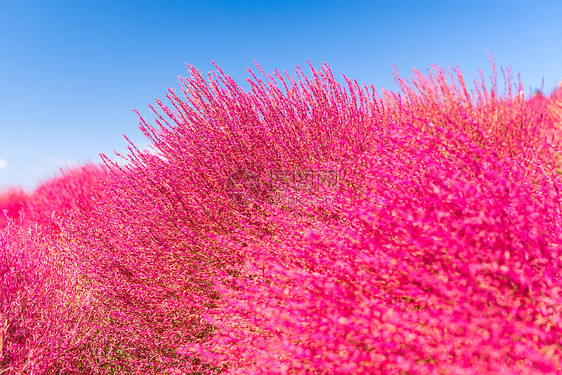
<box><xmin>2</xmin><ymin>59</ymin><xmax>562</xmax><ymax>374</ymax></box>
<box><xmin>162</xmin><ymin>63</ymin><xmax>562</xmax><ymax>373</ymax></box>
<box><xmin>25</xmin><ymin>164</ymin><xmax>111</xmax><ymax>226</ymax></box>
<box><xmin>0</xmin><ymin>219</ymin><xmax>97</xmax><ymax>373</ymax></box>
<box><xmin>0</xmin><ymin>187</ymin><xmax>28</xmax><ymax>229</ymax></box>
<box><xmin>184</xmin><ymin>123</ymin><xmax>562</xmax><ymax>374</ymax></box>
<box><xmin>41</xmin><ymin>62</ymin><xmax>380</xmax><ymax>373</ymax></box>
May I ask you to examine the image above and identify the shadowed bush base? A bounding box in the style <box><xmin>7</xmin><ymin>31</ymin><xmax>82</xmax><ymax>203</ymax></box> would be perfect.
<box><xmin>1</xmin><ymin>60</ymin><xmax>562</xmax><ymax>373</ymax></box>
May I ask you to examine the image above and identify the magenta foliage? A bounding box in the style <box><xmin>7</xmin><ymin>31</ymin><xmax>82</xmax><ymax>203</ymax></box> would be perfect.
<box><xmin>187</xmin><ymin>124</ymin><xmax>562</xmax><ymax>374</ymax></box>
<box><xmin>0</xmin><ymin>188</ymin><xmax>28</xmax><ymax>229</ymax></box>
<box><xmin>2</xmin><ymin>60</ymin><xmax>562</xmax><ymax>374</ymax></box>
<box><xmin>26</xmin><ymin>164</ymin><xmax>111</xmax><ymax>226</ymax></box>
<box><xmin>0</xmin><ymin>218</ymin><xmax>97</xmax><ymax>373</ymax></box>
<box><xmin>170</xmin><ymin>63</ymin><xmax>562</xmax><ymax>374</ymax></box>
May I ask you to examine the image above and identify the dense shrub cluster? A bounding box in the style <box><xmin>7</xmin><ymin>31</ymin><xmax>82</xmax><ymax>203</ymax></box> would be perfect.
<box><xmin>0</xmin><ymin>188</ymin><xmax>27</xmax><ymax>229</ymax></box>
<box><xmin>1</xmin><ymin>61</ymin><xmax>562</xmax><ymax>374</ymax></box>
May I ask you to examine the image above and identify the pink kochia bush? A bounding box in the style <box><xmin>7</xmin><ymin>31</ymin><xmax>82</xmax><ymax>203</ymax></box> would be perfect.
<box><xmin>0</xmin><ymin>188</ymin><xmax>28</xmax><ymax>229</ymax></box>
<box><xmin>0</xmin><ymin>212</ymin><xmax>98</xmax><ymax>373</ymax></box>
<box><xmin>186</xmin><ymin>127</ymin><xmax>562</xmax><ymax>374</ymax></box>
<box><xmin>163</xmin><ymin>64</ymin><xmax>562</xmax><ymax>373</ymax></box>
<box><xmin>2</xmin><ymin>60</ymin><xmax>562</xmax><ymax>374</ymax></box>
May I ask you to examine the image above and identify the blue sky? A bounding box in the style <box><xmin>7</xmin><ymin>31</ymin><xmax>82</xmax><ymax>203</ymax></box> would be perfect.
<box><xmin>1</xmin><ymin>0</ymin><xmax>562</xmax><ymax>189</ymax></box>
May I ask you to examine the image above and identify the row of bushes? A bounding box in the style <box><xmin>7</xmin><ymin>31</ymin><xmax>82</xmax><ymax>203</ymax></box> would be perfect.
<box><xmin>1</xmin><ymin>61</ymin><xmax>562</xmax><ymax>373</ymax></box>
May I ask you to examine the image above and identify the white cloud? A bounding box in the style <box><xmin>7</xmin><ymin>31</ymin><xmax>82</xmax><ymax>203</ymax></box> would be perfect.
<box><xmin>0</xmin><ymin>159</ymin><xmax>9</xmax><ymax>169</ymax></box>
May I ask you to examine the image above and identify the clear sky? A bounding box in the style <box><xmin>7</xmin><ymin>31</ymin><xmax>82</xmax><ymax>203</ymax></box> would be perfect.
<box><xmin>1</xmin><ymin>0</ymin><xmax>562</xmax><ymax>189</ymax></box>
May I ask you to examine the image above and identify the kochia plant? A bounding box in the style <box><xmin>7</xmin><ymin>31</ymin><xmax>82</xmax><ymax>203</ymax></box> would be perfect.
<box><xmin>1</xmin><ymin>60</ymin><xmax>562</xmax><ymax>374</ymax></box>
<box><xmin>182</xmin><ymin>123</ymin><xmax>562</xmax><ymax>374</ymax></box>
<box><xmin>0</xmin><ymin>188</ymin><xmax>27</xmax><ymax>229</ymax></box>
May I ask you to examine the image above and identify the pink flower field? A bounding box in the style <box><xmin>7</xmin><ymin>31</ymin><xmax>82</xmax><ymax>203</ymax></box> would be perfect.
<box><xmin>2</xmin><ymin>61</ymin><xmax>562</xmax><ymax>374</ymax></box>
